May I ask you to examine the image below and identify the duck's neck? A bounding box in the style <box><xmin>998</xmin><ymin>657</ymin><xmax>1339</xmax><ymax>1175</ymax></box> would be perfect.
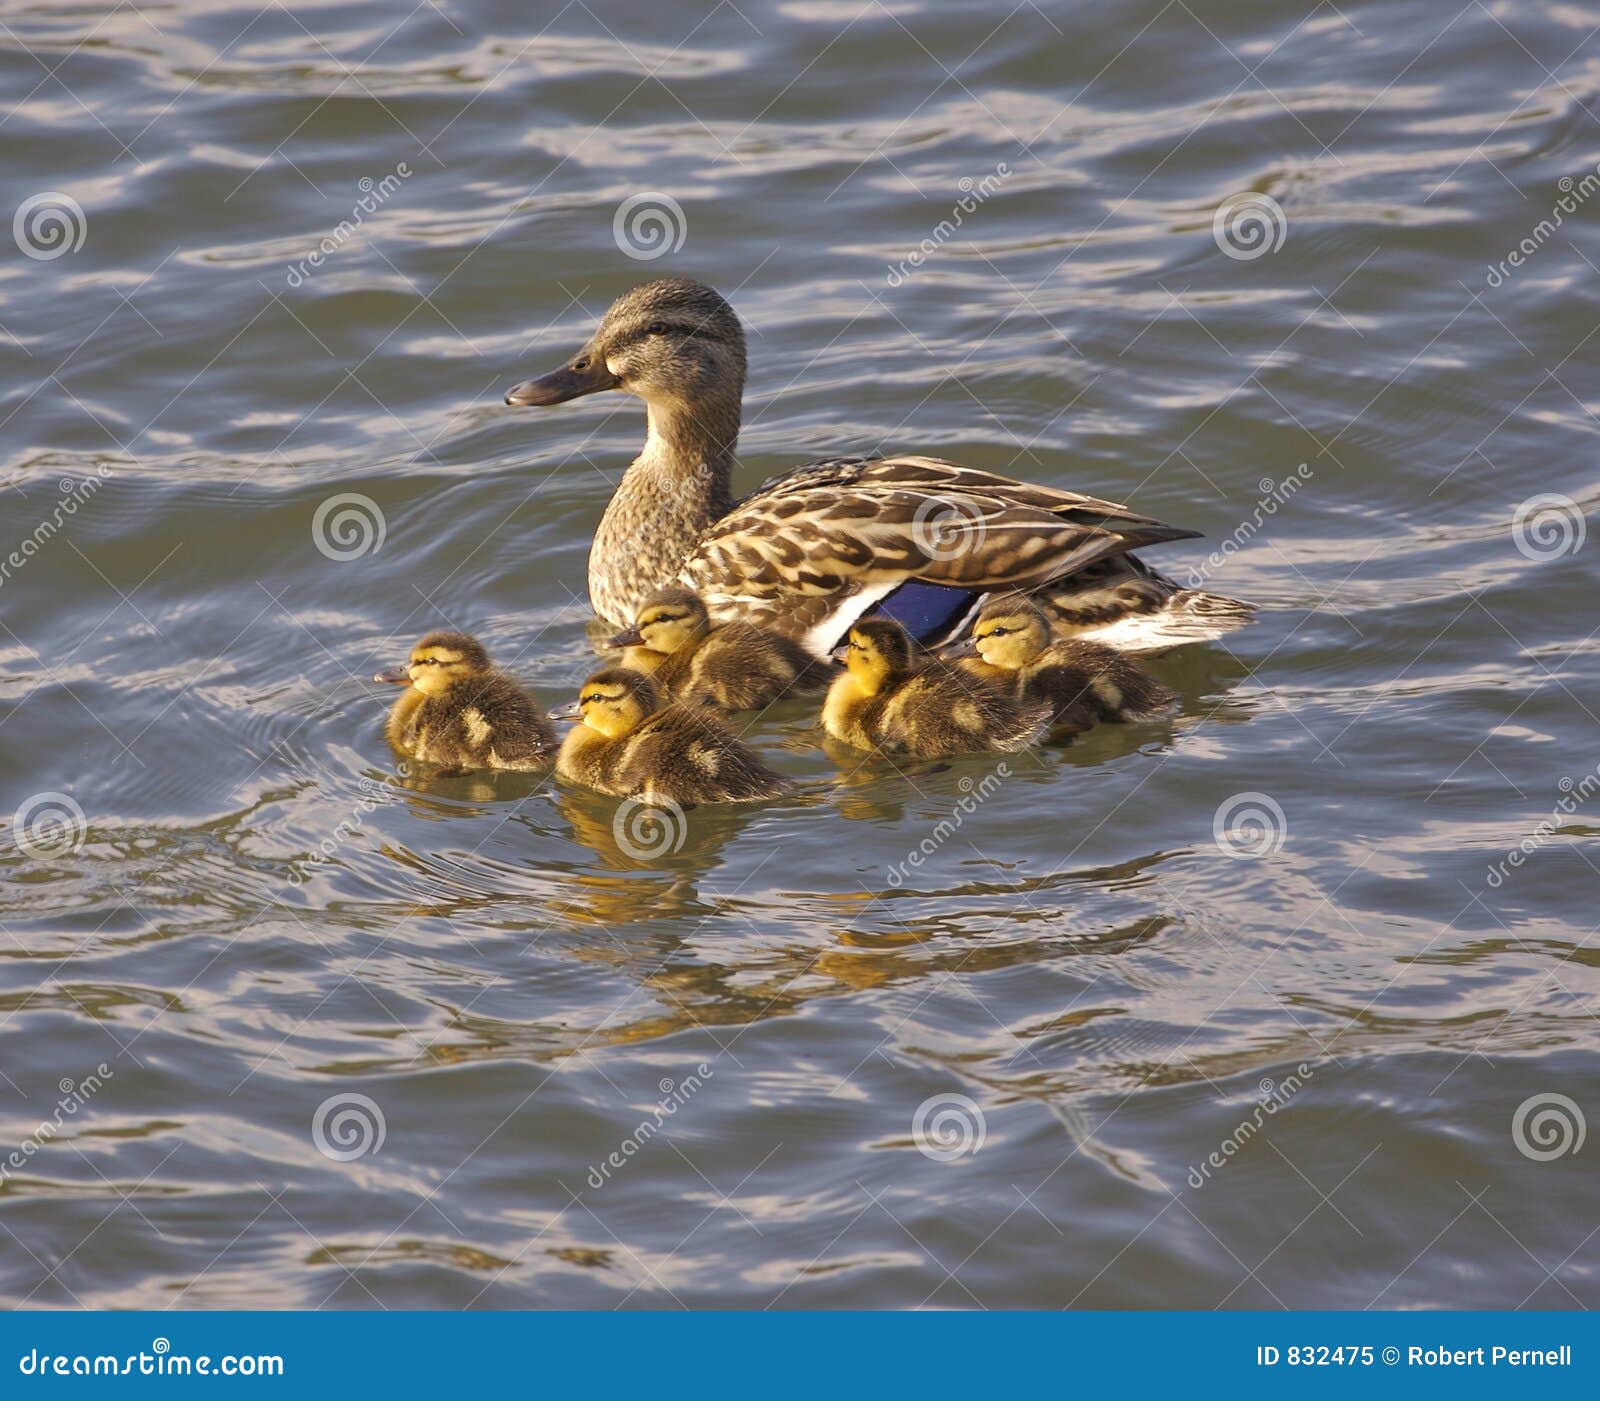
<box><xmin>588</xmin><ymin>394</ymin><xmax>739</xmax><ymax>627</ymax></box>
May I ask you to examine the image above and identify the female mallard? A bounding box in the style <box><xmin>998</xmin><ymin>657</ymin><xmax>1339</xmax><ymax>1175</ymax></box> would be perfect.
<box><xmin>609</xmin><ymin>586</ymin><xmax>833</xmax><ymax>713</ymax></box>
<box><xmin>505</xmin><ymin>278</ymin><xmax>1252</xmax><ymax>657</ymax></box>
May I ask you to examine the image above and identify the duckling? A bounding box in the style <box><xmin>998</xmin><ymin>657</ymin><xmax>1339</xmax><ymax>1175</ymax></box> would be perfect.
<box><xmin>956</xmin><ymin>598</ymin><xmax>1174</xmax><ymax>735</ymax></box>
<box><xmin>609</xmin><ymin>587</ymin><xmax>833</xmax><ymax>712</ymax></box>
<box><xmin>375</xmin><ymin>631</ymin><xmax>555</xmax><ymax>771</ymax></box>
<box><xmin>555</xmin><ymin>666</ymin><xmax>789</xmax><ymax>804</ymax></box>
<box><xmin>822</xmin><ymin>618</ymin><xmax>1048</xmax><ymax>757</ymax></box>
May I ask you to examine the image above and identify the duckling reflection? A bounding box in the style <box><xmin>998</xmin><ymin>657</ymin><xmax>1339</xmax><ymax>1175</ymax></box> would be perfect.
<box><xmin>377</xmin><ymin>759</ymin><xmax>538</xmax><ymax>808</ymax></box>
<box><xmin>549</xmin><ymin>779</ymin><xmax>749</xmax><ymax>897</ymax></box>
<box><xmin>365</xmin><ymin>850</ymin><xmax>1177</xmax><ymax>1076</ymax></box>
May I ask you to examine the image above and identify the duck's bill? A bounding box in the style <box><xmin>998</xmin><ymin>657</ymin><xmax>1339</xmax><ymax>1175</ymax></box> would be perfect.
<box><xmin>374</xmin><ymin>666</ymin><xmax>411</xmax><ymax>684</ymax></box>
<box><xmin>943</xmin><ymin>638</ymin><xmax>979</xmax><ymax>658</ymax></box>
<box><xmin>607</xmin><ymin>625</ymin><xmax>643</xmax><ymax>648</ymax></box>
<box><xmin>504</xmin><ymin>358</ymin><xmax>619</xmax><ymax>406</ymax></box>
<box><xmin>547</xmin><ymin>701</ymin><xmax>583</xmax><ymax>721</ymax></box>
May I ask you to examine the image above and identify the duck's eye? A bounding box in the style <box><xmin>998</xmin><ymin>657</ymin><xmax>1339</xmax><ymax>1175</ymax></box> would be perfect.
<box><xmin>645</xmin><ymin>322</ymin><xmax>669</xmax><ymax>337</ymax></box>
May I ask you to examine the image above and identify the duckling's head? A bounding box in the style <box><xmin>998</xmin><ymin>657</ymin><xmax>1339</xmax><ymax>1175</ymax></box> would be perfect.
<box><xmin>504</xmin><ymin>279</ymin><xmax>746</xmax><ymax>419</ymax></box>
<box><xmin>610</xmin><ymin>587</ymin><xmax>711</xmax><ymax>655</ymax></box>
<box><xmin>375</xmin><ymin>631</ymin><xmax>492</xmax><ymax>697</ymax></box>
<box><xmin>841</xmin><ymin>618</ymin><xmax>914</xmax><ymax>694</ymax></box>
<box><xmin>573</xmin><ymin>666</ymin><xmax>662</xmax><ymax>739</ymax></box>
<box><xmin>971</xmin><ymin>598</ymin><xmax>1051</xmax><ymax>671</ymax></box>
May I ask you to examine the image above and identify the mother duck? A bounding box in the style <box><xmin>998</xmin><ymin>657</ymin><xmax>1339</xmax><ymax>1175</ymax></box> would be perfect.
<box><xmin>504</xmin><ymin>278</ymin><xmax>1251</xmax><ymax>657</ymax></box>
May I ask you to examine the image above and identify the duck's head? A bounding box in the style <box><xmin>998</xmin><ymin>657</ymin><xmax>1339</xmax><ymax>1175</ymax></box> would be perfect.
<box><xmin>969</xmin><ymin>598</ymin><xmax>1050</xmax><ymax>671</ymax></box>
<box><xmin>504</xmin><ymin>279</ymin><xmax>747</xmax><ymax>420</ymax></box>
<box><xmin>608</xmin><ymin>586</ymin><xmax>710</xmax><ymax>654</ymax></box>
<box><xmin>561</xmin><ymin>666</ymin><xmax>662</xmax><ymax>738</ymax></box>
<box><xmin>838</xmin><ymin>618</ymin><xmax>914</xmax><ymax>695</ymax></box>
<box><xmin>375</xmin><ymin>631</ymin><xmax>492</xmax><ymax>696</ymax></box>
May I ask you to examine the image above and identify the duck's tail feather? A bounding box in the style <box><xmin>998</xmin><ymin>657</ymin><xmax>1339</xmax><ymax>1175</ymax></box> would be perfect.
<box><xmin>1026</xmin><ymin>550</ymin><xmax>1255</xmax><ymax>654</ymax></box>
<box><xmin>1071</xmin><ymin>589</ymin><xmax>1256</xmax><ymax>653</ymax></box>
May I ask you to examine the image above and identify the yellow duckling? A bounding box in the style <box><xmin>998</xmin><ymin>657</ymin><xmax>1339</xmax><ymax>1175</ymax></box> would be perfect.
<box><xmin>554</xmin><ymin>666</ymin><xmax>789</xmax><ymax>804</ymax></box>
<box><xmin>822</xmin><ymin>618</ymin><xmax>1047</xmax><ymax>757</ymax></box>
<box><xmin>609</xmin><ymin>587</ymin><xmax>833</xmax><ymax>712</ymax></box>
<box><xmin>375</xmin><ymin>631</ymin><xmax>555</xmax><ymax>771</ymax></box>
<box><xmin>956</xmin><ymin>598</ymin><xmax>1174</xmax><ymax>735</ymax></box>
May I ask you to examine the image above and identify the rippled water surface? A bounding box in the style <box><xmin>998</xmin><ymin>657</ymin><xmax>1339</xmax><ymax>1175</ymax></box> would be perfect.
<box><xmin>2</xmin><ymin>0</ymin><xmax>1598</xmax><ymax>1308</ymax></box>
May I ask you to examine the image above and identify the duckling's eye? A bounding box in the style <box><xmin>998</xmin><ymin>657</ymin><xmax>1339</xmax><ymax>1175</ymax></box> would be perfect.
<box><xmin>645</xmin><ymin>322</ymin><xmax>669</xmax><ymax>337</ymax></box>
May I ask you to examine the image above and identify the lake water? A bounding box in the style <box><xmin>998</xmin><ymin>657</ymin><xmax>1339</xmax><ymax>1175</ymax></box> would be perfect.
<box><xmin>1</xmin><ymin>0</ymin><xmax>1597</xmax><ymax>1309</ymax></box>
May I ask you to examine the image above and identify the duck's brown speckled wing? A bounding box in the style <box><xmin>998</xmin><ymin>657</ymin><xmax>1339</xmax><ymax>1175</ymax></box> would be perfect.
<box><xmin>674</xmin><ymin>455</ymin><xmax>1200</xmax><ymax>646</ymax></box>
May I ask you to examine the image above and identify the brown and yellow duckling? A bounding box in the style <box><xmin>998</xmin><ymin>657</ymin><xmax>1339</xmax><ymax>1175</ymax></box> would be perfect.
<box><xmin>609</xmin><ymin>587</ymin><xmax>833</xmax><ymax>712</ymax></box>
<box><xmin>554</xmin><ymin>666</ymin><xmax>789</xmax><ymax>804</ymax></box>
<box><xmin>956</xmin><ymin>598</ymin><xmax>1174</xmax><ymax>735</ymax></box>
<box><xmin>822</xmin><ymin>618</ymin><xmax>1048</xmax><ymax>757</ymax></box>
<box><xmin>375</xmin><ymin>631</ymin><xmax>555</xmax><ymax>771</ymax></box>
